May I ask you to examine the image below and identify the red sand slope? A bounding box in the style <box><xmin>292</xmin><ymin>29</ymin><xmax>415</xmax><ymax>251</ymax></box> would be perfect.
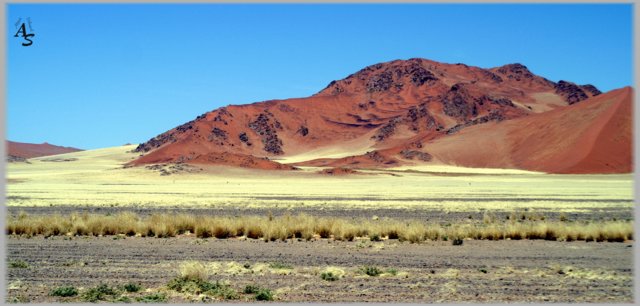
<box><xmin>423</xmin><ymin>87</ymin><xmax>632</xmax><ymax>174</ymax></box>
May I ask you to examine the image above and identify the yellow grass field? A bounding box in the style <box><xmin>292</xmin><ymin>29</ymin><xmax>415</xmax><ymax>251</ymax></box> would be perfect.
<box><xmin>6</xmin><ymin>145</ymin><xmax>633</xmax><ymax>214</ymax></box>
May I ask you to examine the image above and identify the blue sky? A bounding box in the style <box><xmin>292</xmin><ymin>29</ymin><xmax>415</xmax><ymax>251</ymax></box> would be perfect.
<box><xmin>7</xmin><ymin>4</ymin><xmax>633</xmax><ymax>149</ymax></box>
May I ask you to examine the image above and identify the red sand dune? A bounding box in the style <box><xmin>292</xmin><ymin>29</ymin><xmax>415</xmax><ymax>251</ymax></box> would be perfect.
<box><xmin>7</xmin><ymin>141</ymin><xmax>82</xmax><ymax>159</ymax></box>
<box><xmin>130</xmin><ymin>58</ymin><xmax>631</xmax><ymax>174</ymax></box>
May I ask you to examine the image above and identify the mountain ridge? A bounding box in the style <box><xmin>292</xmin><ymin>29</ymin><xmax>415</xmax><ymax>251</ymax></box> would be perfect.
<box><xmin>129</xmin><ymin>58</ymin><xmax>630</xmax><ymax>174</ymax></box>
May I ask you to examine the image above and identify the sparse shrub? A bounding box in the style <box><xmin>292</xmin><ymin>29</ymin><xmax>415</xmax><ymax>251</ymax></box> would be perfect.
<box><xmin>176</xmin><ymin>277</ymin><xmax>237</xmax><ymax>299</ymax></box>
<box><xmin>50</xmin><ymin>286</ymin><xmax>78</xmax><ymax>297</ymax></box>
<box><xmin>362</xmin><ymin>266</ymin><xmax>382</xmax><ymax>277</ymax></box>
<box><xmin>452</xmin><ymin>238</ymin><xmax>463</xmax><ymax>245</ymax></box>
<box><xmin>82</xmin><ymin>284</ymin><xmax>118</xmax><ymax>302</ymax></box>
<box><xmin>9</xmin><ymin>260</ymin><xmax>29</xmax><ymax>269</ymax></box>
<box><xmin>244</xmin><ymin>284</ymin><xmax>260</xmax><ymax>294</ymax></box>
<box><xmin>136</xmin><ymin>293</ymin><xmax>166</xmax><ymax>303</ymax></box>
<box><xmin>255</xmin><ymin>288</ymin><xmax>274</xmax><ymax>301</ymax></box>
<box><xmin>321</xmin><ymin>272</ymin><xmax>340</xmax><ymax>281</ymax></box>
<box><xmin>213</xmin><ymin>286</ymin><xmax>239</xmax><ymax>300</ymax></box>
<box><xmin>9</xmin><ymin>295</ymin><xmax>30</xmax><ymax>303</ymax></box>
<box><xmin>115</xmin><ymin>296</ymin><xmax>132</xmax><ymax>303</ymax></box>
<box><xmin>370</xmin><ymin>234</ymin><xmax>381</xmax><ymax>241</ymax></box>
<box><xmin>269</xmin><ymin>262</ymin><xmax>292</xmax><ymax>269</ymax></box>
<box><xmin>123</xmin><ymin>282</ymin><xmax>141</xmax><ymax>293</ymax></box>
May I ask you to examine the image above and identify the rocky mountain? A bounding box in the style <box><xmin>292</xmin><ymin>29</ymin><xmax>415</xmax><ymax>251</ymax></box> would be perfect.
<box><xmin>129</xmin><ymin>58</ymin><xmax>631</xmax><ymax>174</ymax></box>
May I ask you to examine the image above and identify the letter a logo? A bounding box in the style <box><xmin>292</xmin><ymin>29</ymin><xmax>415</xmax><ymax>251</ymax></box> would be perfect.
<box><xmin>14</xmin><ymin>23</ymin><xmax>35</xmax><ymax>46</ymax></box>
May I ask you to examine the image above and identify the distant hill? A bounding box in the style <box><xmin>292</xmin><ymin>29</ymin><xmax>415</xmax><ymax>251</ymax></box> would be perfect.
<box><xmin>7</xmin><ymin>141</ymin><xmax>83</xmax><ymax>161</ymax></box>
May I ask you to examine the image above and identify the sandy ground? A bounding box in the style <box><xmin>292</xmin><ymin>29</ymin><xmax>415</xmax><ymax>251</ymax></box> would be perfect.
<box><xmin>6</xmin><ymin>236</ymin><xmax>633</xmax><ymax>303</ymax></box>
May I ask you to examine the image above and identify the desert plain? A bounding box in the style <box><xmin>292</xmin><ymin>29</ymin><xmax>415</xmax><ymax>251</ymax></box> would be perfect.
<box><xmin>5</xmin><ymin>145</ymin><xmax>634</xmax><ymax>303</ymax></box>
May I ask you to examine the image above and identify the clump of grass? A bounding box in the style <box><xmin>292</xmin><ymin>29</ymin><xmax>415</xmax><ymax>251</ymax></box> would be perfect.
<box><xmin>179</xmin><ymin>261</ymin><xmax>209</xmax><ymax>281</ymax></box>
<box><xmin>362</xmin><ymin>266</ymin><xmax>382</xmax><ymax>277</ymax></box>
<box><xmin>559</xmin><ymin>212</ymin><xmax>568</xmax><ymax>222</ymax></box>
<box><xmin>385</xmin><ymin>268</ymin><xmax>398</xmax><ymax>276</ymax></box>
<box><xmin>82</xmin><ymin>284</ymin><xmax>119</xmax><ymax>302</ymax></box>
<box><xmin>321</xmin><ymin>271</ymin><xmax>340</xmax><ymax>281</ymax></box>
<box><xmin>50</xmin><ymin>286</ymin><xmax>78</xmax><ymax>297</ymax></box>
<box><xmin>9</xmin><ymin>260</ymin><xmax>29</xmax><ymax>269</ymax></box>
<box><xmin>136</xmin><ymin>293</ymin><xmax>167</xmax><ymax>303</ymax></box>
<box><xmin>122</xmin><ymin>282</ymin><xmax>141</xmax><ymax>293</ymax></box>
<box><xmin>483</xmin><ymin>212</ymin><xmax>496</xmax><ymax>224</ymax></box>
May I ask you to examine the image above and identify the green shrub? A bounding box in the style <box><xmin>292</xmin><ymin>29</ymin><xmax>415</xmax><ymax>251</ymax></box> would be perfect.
<box><xmin>136</xmin><ymin>293</ymin><xmax>167</xmax><ymax>303</ymax></box>
<box><xmin>123</xmin><ymin>283</ymin><xmax>141</xmax><ymax>293</ymax></box>
<box><xmin>362</xmin><ymin>266</ymin><xmax>382</xmax><ymax>277</ymax></box>
<box><xmin>255</xmin><ymin>288</ymin><xmax>274</xmax><ymax>301</ymax></box>
<box><xmin>369</xmin><ymin>234</ymin><xmax>381</xmax><ymax>241</ymax></box>
<box><xmin>244</xmin><ymin>284</ymin><xmax>260</xmax><ymax>294</ymax></box>
<box><xmin>269</xmin><ymin>262</ymin><xmax>292</xmax><ymax>269</ymax></box>
<box><xmin>82</xmin><ymin>284</ymin><xmax>118</xmax><ymax>302</ymax></box>
<box><xmin>167</xmin><ymin>277</ymin><xmax>237</xmax><ymax>300</ymax></box>
<box><xmin>9</xmin><ymin>260</ymin><xmax>29</xmax><ymax>269</ymax></box>
<box><xmin>320</xmin><ymin>272</ymin><xmax>339</xmax><ymax>281</ymax></box>
<box><xmin>385</xmin><ymin>268</ymin><xmax>398</xmax><ymax>276</ymax></box>
<box><xmin>50</xmin><ymin>286</ymin><xmax>78</xmax><ymax>297</ymax></box>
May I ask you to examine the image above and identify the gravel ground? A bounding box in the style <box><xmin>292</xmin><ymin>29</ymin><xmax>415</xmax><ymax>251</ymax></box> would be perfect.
<box><xmin>6</xmin><ymin>235</ymin><xmax>633</xmax><ymax>303</ymax></box>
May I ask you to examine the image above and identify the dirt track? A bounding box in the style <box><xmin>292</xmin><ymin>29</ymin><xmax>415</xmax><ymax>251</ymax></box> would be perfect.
<box><xmin>6</xmin><ymin>235</ymin><xmax>633</xmax><ymax>303</ymax></box>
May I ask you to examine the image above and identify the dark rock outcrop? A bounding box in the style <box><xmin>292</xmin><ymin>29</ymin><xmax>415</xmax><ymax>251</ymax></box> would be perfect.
<box><xmin>555</xmin><ymin>80</ymin><xmax>589</xmax><ymax>105</ymax></box>
<box><xmin>399</xmin><ymin>150</ymin><xmax>432</xmax><ymax>161</ymax></box>
<box><xmin>445</xmin><ymin>111</ymin><xmax>505</xmax><ymax>135</ymax></box>
<box><xmin>297</xmin><ymin>126</ymin><xmax>309</xmax><ymax>136</ymax></box>
<box><xmin>495</xmin><ymin>63</ymin><xmax>534</xmax><ymax>81</ymax></box>
<box><xmin>443</xmin><ymin>84</ymin><xmax>476</xmax><ymax>119</ymax></box>
<box><xmin>238</xmin><ymin>132</ymin><xmax>252</xmax><ymax>146</ymax></box>
<box><xmin>249</xmin><ymin>112</ymin><xmax>284</xmax><ymax>155</ymax></box>
<box><xmin>366</xmin><ymin>71</ymin><xmax>394</xmax><ymax>92</ymax></box>
<box><xmin>580</xmin><ymin>84</ymin><xmax>602</xmax><ymax>96</ymax></box>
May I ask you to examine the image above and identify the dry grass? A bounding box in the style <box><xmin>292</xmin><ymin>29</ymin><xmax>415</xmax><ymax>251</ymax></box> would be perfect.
<box><xmin>6</xmin><ymin>211</ymin><xmax>633</xmax><ymax>243</ymax></box>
